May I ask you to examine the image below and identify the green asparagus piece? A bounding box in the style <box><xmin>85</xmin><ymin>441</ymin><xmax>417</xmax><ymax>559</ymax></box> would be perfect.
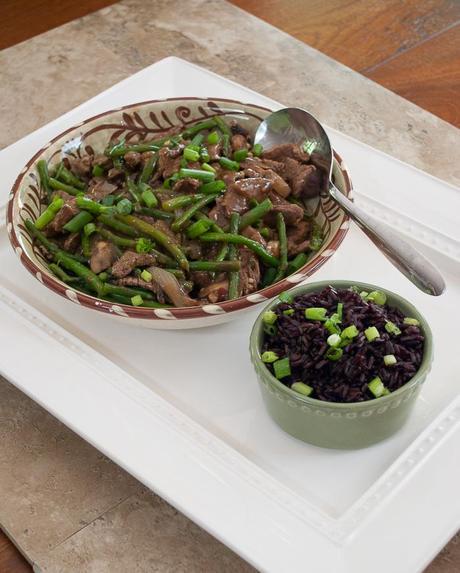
<box><xmin>188</xmin><ymin>260</ymin><xmax>241</xmax><ymax>272</ymax></box>
<box><xmin>96</xmin><ymin>227</ymin><xmax>136</xmax><ymax>248</ymax></box>
<box><xmin>56</xmin><ymin>164</ymin><xmax>86</xmax><ymax>190</ymax></box>
<box><xmin>48</xmin><ymin>263</ymin><xmax>79</xmax><ymax>283</ymax></box>
<box><xmin>138</xmin><ymin>152</ymin><xmax>158</xmax><ymax>184</ymax></box>
<box><xmin>274</xmin><ymin>213</ymin><xmax>288</xmax><ymax>282</ymax></box>
<box><xmin>200</xmin><ymin>232</ymin><xmax>279</xmax><ymax>268</ymax></box>
<box><xmin>181</xmin><ymin>119</ymin><xmax>217</xmax><ymax>139</ymax></box>
<box><xmin>97</xmin><ymin>213</ymin><xmax>139</xmax><ymax>237</ymax></box>
<box><xmin>171</xmin><ymin>194</ymin><xmax>219</xmax><ymax>232</ymax></box>
<box><xmin>48</xmin><ymin>177</ymin><xmax>82</xmax><ymax>196</ymax></box>
<box><xmin>34</xmin><ymin>197</ymin><xmax>64</xmax><ymax>230</ymax></box>
<box><xmin>227</xmin><ymin>213</ymin><xmax>240</xmax><ymax>299</ymax></box>
<box><xmin>239</xmin><ymin>198</ymin><xmax>272</xmax><ymax>230</ymax></box>
<box><xmin>36</xmin><ymin>160</ymin><xmax>52</xmax><ymax>200</ymax></box>
<box><xmin>63</xmin><ymin>211</ymin><xmax>93</xmax><ymax>233</ymax></box>
<box><xmin>162</xmin><ymin>194</ymin><xmax>205</xmax><ymax>212</ymax></box>
<box><xmin>136</xmin><ymin>207</ymin><xmax>173</xmax><ymax>220</ymax></box>
<box><xmin>116</xmin><ymin>214</ymin><xmax>189</xmax><ymax>271</ymax></box>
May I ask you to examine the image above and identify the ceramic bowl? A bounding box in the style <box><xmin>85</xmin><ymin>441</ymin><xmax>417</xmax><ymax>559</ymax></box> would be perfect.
<box><xmin>249</xmin><ymin>280</ymin><xmax>433</xmax><ymax>449</ymax></box>
<box><xmin>7</xmin><ymin>98</ymin><xmax>352</xmax><ymax>329</ymax></box>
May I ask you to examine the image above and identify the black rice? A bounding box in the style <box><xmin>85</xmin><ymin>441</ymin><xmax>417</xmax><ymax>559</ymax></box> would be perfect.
<box><xmin>262</xmin><ymin>286</ymin><xmax>425</xmax><ymax>403</ymax></box>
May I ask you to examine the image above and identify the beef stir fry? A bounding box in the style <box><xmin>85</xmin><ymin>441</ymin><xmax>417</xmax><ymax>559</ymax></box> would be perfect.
<box><xmin>26</xmin><ymin>116</ymin><xmax>324</xmax><ymax>308</ymax></box>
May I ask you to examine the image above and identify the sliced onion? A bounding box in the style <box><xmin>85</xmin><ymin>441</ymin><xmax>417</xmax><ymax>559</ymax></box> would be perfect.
<box><xmin>147</xmin><ymin>266</ymin><xmax>198</xmax><ymax>307</ymax></box>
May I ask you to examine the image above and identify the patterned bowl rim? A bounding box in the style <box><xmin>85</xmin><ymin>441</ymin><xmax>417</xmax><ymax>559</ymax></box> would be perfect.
<box><xmin>7</xmin><ymin>97</ymin><xmax>353</xmax><ymax>321</ymax></box>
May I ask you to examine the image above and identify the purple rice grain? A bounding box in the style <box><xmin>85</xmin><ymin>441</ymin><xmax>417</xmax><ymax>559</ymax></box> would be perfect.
<box><xmin>262</xmin><ymin>286</ymin><xmax>425</xmax><ymax>403</ymax></box>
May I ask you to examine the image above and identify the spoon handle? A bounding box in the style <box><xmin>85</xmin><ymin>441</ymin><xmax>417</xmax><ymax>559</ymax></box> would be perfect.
<box><xmin>328</xmin><ymin>184</ymin><xmax>445</xmax><ymax>296</ymax></box>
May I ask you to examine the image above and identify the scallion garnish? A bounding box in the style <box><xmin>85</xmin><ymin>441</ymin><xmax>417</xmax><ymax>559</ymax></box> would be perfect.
<box><xmin>183</xmin><ymin>147</ymin><xmax>200</xmax><ymax>162</ymax></box>
<box><xmin>140</xmin><ymin>269</ymin><xmax>152</xmax><ymax>282</ymax></box>
<box><xmin>261</xmin><ymin>351</ymin><xmax>279</xmax><ymax>363</ymax></box>
<box><xmin>364</xmin><ymin>326</ymin><xmax>380</xmax><ymax>342</ymax></box>
<box><xmin>404</xmin><ymin>317</ymin><xmax>420</xmax><ymax>326</ymax></box>
<box><xmin>207</xmin><ymin>131</ymin><xmax>220</xmax><ymax>145</ymax></box>
<box><xmin>233</xmin><ymin>148</ymin><xmax>248</xmax><ymax>162</ymax></box>
<box><xmin>327</xmin><ymin>333</ymin><xmax>341</xmax><ymax>347</ymax></box>
<box><xmin>366</xmin><ymin>290</ymin><xmax>387</xmax><ymax>305</ymax></box>
<box><xmin>291</xmin><ymin>382</ymin><xmax>313</xmax><ymax>396</ymax></box>
<box><xmin>263</xmin><ymin>310</ymin><xmax>277</xmax><ymax>325</ymax></box>
<box><xmin>252</xmin><ymin>143</ymin><xmax>263</xmax><ymax>157</ymax></box>
<box><xmin>341</xmin><ymin>324</ymin><xmax>359</xmax><ymax>339</ymax></box>
<box><xmin>116</xmin><ymin>198</ymin><xmax>133</xmax><ymax>215</ymax></box>
<box><xmin>385</xmin><ymin>321</ymin><xmax>401</xmax><ymax>336</ymax></box>
<box><xmin>305</xmin><ymin>307</ymin><xmax>327</xmax><ymax>321</ymax></box>
<box><xmin>273</xmin><ymin>357</ymin><xmax>291</xmax><ymax>379</ymax></box>
<box><xmin>368</xmin><ymin>376</ymin><xmax>386</xmax><ymax>398</ymax></box>
<box><xmin>384</xmin><ymin>354</ymin><xmax>397</xmax><ymax>366</ymax></box>
<box><xmin>131</xmin><ymin>295</ymin><xmax>144</xmax><ymax>306</ymax></box>
<box><xmin>325</xmin><ymin>347</ymin><xmax>343</xmax><ymax>361</ymax></box>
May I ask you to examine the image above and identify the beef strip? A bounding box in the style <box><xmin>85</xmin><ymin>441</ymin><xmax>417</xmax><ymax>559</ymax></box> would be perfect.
<box><xmin>107</xmin><ymin>167</ymin><xmax>124</xmax><ymax>181</ymax></box>
<box><xmin>282</xmin><ymin>158</ymin><xmax>322</xmax><ymax>198</ymax></box>
<box><xmin>182</xmin><ymin>239</ymin><xmax>202</xmax><ymax>260</ymax></box>
<box><xmin>230</xmin><ymin>177</ymin><xmax>272</xmax><ymax>202</ymax></box>
<box><xmin>230</xmin><ymin>120</ymin><xmax>249</xmax><ymax>137</ymax></box>
<box><xmin>199</xmin><ymin>280</ymin><xmax>229</xmax><ymax>303</ymax></box>
<box><xmin>286</xmin><ymin>220</ymin><xmax>312</xmax><ymax>257</ymax></box>
<box><xmin>46</xmin><ymin>192</ymin><xmax>78</xmax><ymax>234</ymax></box>
<box><xmin>242</xmin><ymin>226</ymin><xmax>267</xmax><ymax>246</ymax></box>
<box><xmin>241</xmin><ymin>157</ymin><xmax>285</xmax><ymax>174</ymax></box>
<box><xmin>92</xmin><ymin>154</ymin><xmax>112</xmax><ymax>169</ymax></box>
<box><xmin>172</xmin><ymin>177</ymin><xmax>201</xmax><ymax>195</ymax></box>
<box><xmin>90</xmin><ymin>241</ymin><xmax>117</xmax><ymax>273</ymax></box>
<box><xmin>207</xmin><ymin>142</ymin><xmax>222</xmax><ymax>161</ymax></box>
<box><xmin>158</xmin><ymin>147</ymin><xmax>182</xmax><ymax>178</ymax></box>
<box><xmin>244</xmin><ymin>166</ymin><xmax>290</xmax><ymax>198</ymax></box>
<box><xmin>220</xmin><ymin>188</ymin><xmax>249</xmax><ymax>215</ymax></box>
<box><xmin>66</xmin><ymin>155</ymin><xmax>92</xmax><ymax>178</ymax></box>
<box><xmin>231</xmin><ymin>134</ymin><xmax>248</xmax><ymax>151</ymax></box>
<box><xmin>208</xmin><ymin>201</ymin><xmax>230</xmax><ymax>229</ymax></box>
<box><xmin>124</xmin><ymin>151</ymin><xmax>141</xmax><ymax>169</ymax></box>
<box><xmin>63</xmin><ymin>232</ymin><xmax>80</xmax><ymax>252</ymax></box>
<box><xmin>115</xmin><ymin>276</ymin><xmax>165</xmax><ymax>303</ymax></box>
<box><xmin>239</xmin><ymin>248</ymin><xmax>260</xmax><ymax>296</ymax></box>
<box><xmin>111</xmin><ymin>251</ymin><xmax>157</xmax><ymax>279</ymax></box>
<box><xmin>264</xmin><ymin>192</ymin><xmax>304</xmax><ymax>226</ymax></box>
<box><xmin>262</xmin><ymin>143</ymin><xmax>310</xmax><ymax>163</ymax></box>
<box><xmin>86</xmin><ymin>179</ymin><xmax>118</xmax><ymax>202</ymax></box>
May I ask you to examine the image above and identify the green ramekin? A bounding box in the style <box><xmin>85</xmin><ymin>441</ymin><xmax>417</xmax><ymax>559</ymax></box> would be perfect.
<box><xmin>249</xmin><ymin>280</ymin><xmax>433</xmax><ymax>449</ymax></box>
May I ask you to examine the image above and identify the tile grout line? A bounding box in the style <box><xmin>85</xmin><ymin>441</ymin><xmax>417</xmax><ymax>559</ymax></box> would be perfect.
<box><xmin>48</xmin><ymin>492</ymin><xmax>139</xmax><ymax>552</ymax></box>
<box><xmin>361</xmin><ymin>20</ymin><xmax>460</xmax><ymax>75</ymax></box>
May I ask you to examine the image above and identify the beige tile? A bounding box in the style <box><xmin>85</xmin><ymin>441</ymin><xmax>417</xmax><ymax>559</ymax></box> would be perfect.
<box><xmin>39</xmin><ymin>489</ymin><xmax>255</xmax><ymax>573</ymax></box>
<box><xmin>0</xmin><ymin>377</ymin><xmax>141</xmax><ymax>560</ymax></box>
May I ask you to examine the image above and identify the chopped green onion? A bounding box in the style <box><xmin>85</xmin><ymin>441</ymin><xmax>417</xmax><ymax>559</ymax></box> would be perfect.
<box><xmin>359</xmin><ymin>291</ymin><xmax>369</xmax><ymax>299</ymax></box>
<box><xmin>341</xmin><ymin>324</ymin><xmax>359</xmax><ymax>339</ymax></box>
<box><xmin>184</xmin><ymin>147</ymin><xmax>200</xmax><ymax>162</ymax></box>
<box><xmin>278</xmin><ymin>292</ymin><xmax>293</xmax><ymax>303</ymax></box>
<box><xmin>200</xmin><ymin>147</ymin><xmax>210</xmax><ymax>163</ymax></box>
<box><xmin>286</xmin><ymin>252</ymin><xmax>308</xmax><ymax>275</ymax></box>
<box><xmin>199</xmin><ymin>180</ymin><xmax>226</xmax><ymax>194</ymax></box>
<box><xmin>336</xmin><ymin>302</ymin><xmax>343</xmax><ymax>321</ymax></box>
<box><xmin>98</xmin><ymin>272</ymin><xmax>108</xmax><ymax>281</ymax></box>
<box><xmin>364</xmin><ymin>326</ymin><xmax>380</xmax><ymax>342</ymax></box>
<box><xmin>273</xmin><ymin>357</ymin><xmax>291</xmax><ymax>379</ymax></box>
<box><xmin>368</xmin><ymin>376</ymin><xmax>386</xmax><ymax>398</ymax></box>
<box><xmin>339</xmin><ymin>337</ymin><xmax>352</xmax><ymax>348</ymax></box>
<box><xmin>63</xmin><ymin>211</ymin><xmax>93</xmax><ymax>233</ymax></box>
<box><xmin>259</xmin><ymin>227</ymin><xmax>271</xmax><ymax>240</ymax></box>
<box><xmin>263</xmin><ymin>323</ymin><xmax>277</xmax><ymax>336</ymax></box>
<box><xmin>116</xmin><ymin>198</ymin><xmax>133</xmax><ymax>215</ymax></box>
<box><xmin>324</xmin><ymin>318</ymin><xmax>341</xmax><ymax>335</ymax></box>
<box><xmin>201</xmin><ymin>162</ymin><xmax>216</xmax><ymax>173</ymax></box>
<box><xmin>163</xmin><ymin>173</ymin><xmax>179</xmax><ymax>188</ymax></box>
<box><xmin>263</xmin><ymin>310</ymin><xmax>277</xmax><ymax>325</ymax></box>
<box><xmin>219</xmin><ymin>157</ymin><xmax>240</xmax><ymax>171</ymax></box>
<box><xmin>186</xmin><ymin>219</ymin><xmax>212</xmax><ymax>239</ymax></box>
<box><xmin>384</xmin><ymin>354</ymin><xmax>397</xmax><ymax>366</ymax></box>
<box><xmin>34</xmin><ymin>197</ymin><xmax>64</xmax><ymax>230</ymax></box>
<box><xmin>305</xmin><ymin>307</ymin><xmax>327</xmax><ymax>321</ymax></box>
<box><xmin>385</xmin><ymin>321</ymin><xmax>401</xmax><ymax>335</ymax></box>
<box><xmin>367</xmin><ymin>290</ymin><xmax>387</xmax><ymax>305</ymax></box>
<box><xmin>233</xmin><ymin>148</ymin><xmax>248</xmax><ymax>162</ymax></box>
<box><xmin>327</xmin><ymin>333</ymin><xmax>341</xmax><ymax>347</ymax></box>
<box><xmin>252</xmin><ymin>143</ymin><xmax>263</xmax><ymax>157</ymax></box>
<box><xmin>131</xmin><ymin>295</ymin><xmax>144</xmax><ymax>306</ymax></box>
<box><xmin>325</xmin><ymin>347</ymin><xmax>343</xmax><ymax>361</ymax></box>
<box><xmin>283</xmin><ymin>309</ymin><xmax>294</xmax><ymax>316</ymax></box>
<box><xmin>92</xmin><ymin>164</ymin><xmax>104</xmax><ymax>177</ymax></box>
<box><xmin>140</xmin><ymin>185</ymin><xmax>158</xmax><ymax>208</ymax></box>
<box><xmin>404</xmin><ymin>317</ymin><xmax>420</xmax><ymax>326</ymax></box>
<box><xmin>291</xmin><ymin>382</ymin><xmax>313</xmax><ymax>396</ymax></box>
<box><xmin>261</xmin><ymin>351</ymin><xmax>279</xmax><ymax>363</ymax></box>
<box><xmin>207</xmin><ymin>131</ymin><xmax>220</xmax><ymax>145</ymax></box>
<box><xmin>178</xmin><ymin>168</ymin><xmax>215</xmax><ymax>182</ymax></box>
<box><xmin>83</xmin><ymin>222</ymin><xmax>96</xmax><ymax>237</ymax></box>
<box><xmin>136</xmin><ymin>238</ymin><xmax>153</xmax><ymax>253</ymax></box>
<box><xmin>140</xmin><ymin>269</ymin><xmax>152</xmax><ymax>282</ymax></box>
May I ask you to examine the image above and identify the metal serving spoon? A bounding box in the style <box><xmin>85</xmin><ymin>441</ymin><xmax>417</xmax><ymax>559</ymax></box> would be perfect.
<box><xmin>254</xmin><ymin>108</ymin><xmax>445</xmax><ymax>296</ymax></box>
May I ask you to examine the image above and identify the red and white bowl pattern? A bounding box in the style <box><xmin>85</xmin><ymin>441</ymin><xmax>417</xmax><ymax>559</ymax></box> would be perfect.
<box><xmin>7</xmin><ymin>98</ymin><xmax>352</xmax><ymax>329</ymax></box>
